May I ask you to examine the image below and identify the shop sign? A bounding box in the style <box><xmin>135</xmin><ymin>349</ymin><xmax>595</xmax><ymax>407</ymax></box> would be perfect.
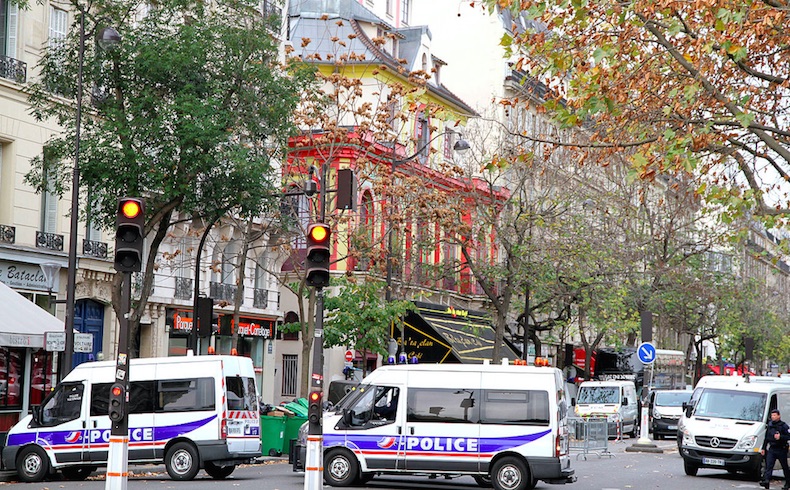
<box><xmin>172</xmin><ymin>312</ymin><xmax>194</xmax><ymax>332</ymax></box>
<box><xmin>0</xmin><ymin>260</ymin><xmax>57</xmax><ymax>292</ymax></box>
<box><xmin>45</xmin><ymin>332</ymin><xmax>66</xmax><ymax>352</ymax></box>
<box><xmin>74</xmin><ymin>333</ymin><xmax>94</xmax><ymax>353</ymax></box>
<box><xmin>234</xmin><ymin>320</ymin><xmax>274</xmax><ymax>338</ymax></box>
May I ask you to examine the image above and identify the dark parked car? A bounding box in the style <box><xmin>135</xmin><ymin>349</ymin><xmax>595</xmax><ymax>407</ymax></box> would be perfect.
<box><xmin>648</xmin><ymin>389</ymin><xmax>692</xmax><ymax>439</ymax></box>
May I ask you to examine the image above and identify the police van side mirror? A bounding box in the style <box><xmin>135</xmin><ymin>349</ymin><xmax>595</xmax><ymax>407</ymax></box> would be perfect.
<box><xmin>30</xmin><ymin>406</ymin><xmax>41</xmax><ymax>427</ymax></box>
<box><xmin>571</xmin><ymin>398</ymin><xmax>576</xmax><ymax>407</ymax></box>
<box><xmin>622</xmin><ymin>398</ymin><xmax>629</xmax><ymax>406</ymax></box>
<box><xmin>342</xmin><ymin>408</ymin><xmax>353</xmax><ymax>427</ymax></box>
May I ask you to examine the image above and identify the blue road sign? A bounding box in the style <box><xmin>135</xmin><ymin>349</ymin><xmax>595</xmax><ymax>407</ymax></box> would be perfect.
<box><xmin>637</xmin><ymin>342</ymin><xmax>657</xmax><ymax>365</ymax></box>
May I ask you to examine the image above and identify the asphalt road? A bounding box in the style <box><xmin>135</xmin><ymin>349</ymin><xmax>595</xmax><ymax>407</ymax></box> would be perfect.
<box><xmin>0</xmin><ymin>438</ymin><xmax>784</xmax><ymax>490</ymax></box>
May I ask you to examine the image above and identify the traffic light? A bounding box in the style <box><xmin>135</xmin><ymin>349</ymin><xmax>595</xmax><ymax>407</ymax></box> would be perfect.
<box><xmin>308</xmin><ymin>390</ymin><xmax>322</xmax><ymax>433</ymax></box>
<box><xmin>114</xmin><ymin>197</ymin><xmax>145</xmax><ymax>273</ymax></box>
<box><xmin>108</xmin><ymin>383</ymin><xmax>126</xmax><ymax>422</ymax></box>
<box><xmin>305</xmin><ymin>223</ymin><xmax>331</xmax><ymax>288</ymax></box>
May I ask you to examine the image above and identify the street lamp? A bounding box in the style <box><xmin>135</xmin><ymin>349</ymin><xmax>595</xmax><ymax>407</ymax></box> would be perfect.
<box><xmin>63</xmin><ymin>8</ymin><xmax>120</xmax><ymax>377</ymax></box>
<box><xmin>40</xmin><ymin>262</ymin><xmax>61</xmax><ymax>314</ymax></box>
<box><xmin>384</xmin><ymin>134</ymin><xmax>470</xmax><ymax>301</ymax></box>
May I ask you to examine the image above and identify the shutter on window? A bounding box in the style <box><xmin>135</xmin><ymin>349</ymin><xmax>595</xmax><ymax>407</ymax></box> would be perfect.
<box><xmin>7</xmin><ymin>2</ymin><xmax>18</xmax><ymax>57</ymax></box>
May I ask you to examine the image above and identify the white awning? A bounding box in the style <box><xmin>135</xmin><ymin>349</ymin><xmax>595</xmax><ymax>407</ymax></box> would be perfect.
<box><xmin>0</xmin><ymin>280</ymin><xmax>63</xmax><ymax>349</ymax></box>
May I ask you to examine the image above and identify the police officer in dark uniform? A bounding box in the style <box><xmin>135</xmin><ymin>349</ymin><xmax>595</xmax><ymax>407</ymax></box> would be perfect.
<box><xmin>760</xmin><ymin>409</ymin><xmax>790</xmax><ymax>489</ymax></box>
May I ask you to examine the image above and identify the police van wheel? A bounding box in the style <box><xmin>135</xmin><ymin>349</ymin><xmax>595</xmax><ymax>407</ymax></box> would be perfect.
<box><xmin>165</xmin><ymin>442</ymin><xmax>200</xmax><ymax>481</ymax></box>
<box><xmin>683</xmin><ymin>460</ymin><xmax>699</xmax><ymax>476</ymax></box>
<box><xmin>61</xmin><ymin>466</ymin><xmax>95</xmax><ymax>481</ymax></box>
<box><xmin>16</xmin><ymin>446</ymin><xmax>49</xmax><ymax>483</ymax></box>
<box><xmin>324</xmin><ymin>449</ymin><xmax>359</xmax><ymax>487</ymax></box>
<box><xmin>204</xmin><ymin>462</ymin><xmax>235</xmax><ymax>479</ymax></box>
<box><xmin>473</xmin><ymin>474</ymin><xmax>493</xmax><ymax>487</ymax></box>
<box><xmin>492</xmin><ymin>457</ymin><xmax>534</xmax><ymax>490</ymax></box>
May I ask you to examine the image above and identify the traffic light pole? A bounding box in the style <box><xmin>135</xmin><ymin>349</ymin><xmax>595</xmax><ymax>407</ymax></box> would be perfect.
<box><xmin>105</xmin><ymin>272</ymin><xmax>131</xmax><ymax>490</ymax></box>
<box><xmin>304</xmin><ymin>287</ymin><xmax>325</xmax><ymax>490</ymax></box>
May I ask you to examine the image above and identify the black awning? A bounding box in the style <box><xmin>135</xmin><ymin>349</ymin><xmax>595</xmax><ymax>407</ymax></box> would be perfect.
<box><xmin>394</xmin><ymin>301</ymin><xmax>518</xmax><ymax>364</ymax></box>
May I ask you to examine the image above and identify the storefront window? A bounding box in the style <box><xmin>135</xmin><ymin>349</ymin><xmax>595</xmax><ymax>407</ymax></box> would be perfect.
<box><xmin>0</xmin><ymin>347</ymin><xmax>24</xmax><ymax>409</ymax></box>
<box><xmin>29</xmin><ymin>349</ymin><xmax>56</xmax><ymax>407</ymax></box>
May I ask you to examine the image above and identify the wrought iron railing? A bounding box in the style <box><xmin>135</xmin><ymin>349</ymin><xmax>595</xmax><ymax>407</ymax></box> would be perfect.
<box><xmin>36</xmin><ymin>231</ymin><xmax>64</xmax><ymax>251</ymax></box>
<box><xmin>0</xmin><ymin>224</ymin><xmax>15</xmax><ymax>244</ymax></box>
<box><xmin>0</xmin><ymin>55</ymin><xmax>26</xmax><ymax>83</ymax></box>
<box><xmin>261</xmin><ymin>0</ymin><xmax>281</xmax><ymax>19</ymax></box>
<box><xmin>253</xmin><ymin>288</ymin><xmax>279</xmax><ymax>309</ymax></box>
<box><xmin>175</xmin><ymin>277</ymin><xmax>193</xmax><ymax>300</ymax></box>
<box><xmin>82</xmin><ymin>239</ymin><xmax>108</xmax><ymax>258</ymax></box>
<box><xmin>210</xmin><ymin>281</ymin><xmax>237</xmax><ymax>302</ymax></box>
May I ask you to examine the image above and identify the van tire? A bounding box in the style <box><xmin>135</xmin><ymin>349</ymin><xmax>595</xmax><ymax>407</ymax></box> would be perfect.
<box><xmin>204</xmin><ymin>462</ymin><xmax>235</xmax><ymax>479</ymax></box>
<box><xmin>165</xmin><ymin>442</ymin><xmax>200</xmax><ymax>481</ymax></box>
<box><xmin>16</xmin><ymin>446</ymin><xmax>49</xmax><ymax>482</ymax></box>
<box><xmin>491</xmin><ymin>456</ymin><xmax>534</xmax><ymax>490</ymax></box>
<box><xmin>61</xmin><ymin>466</ymin><xmax>95</xmax><ymax>480</ymax></box>
<box><xmin>324</xmin><ymin>448</ymin><xmax>359</xmax><ymax>487</ymax></box>
<box><xmin>683</xmin><ymin>460</ymin><xmax>699</xmax><ymax>476</ymax></box>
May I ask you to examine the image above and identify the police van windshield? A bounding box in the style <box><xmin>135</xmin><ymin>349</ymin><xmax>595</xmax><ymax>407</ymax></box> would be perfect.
<box><xmin>694</xmin><ymin>388</ymin><xmax>766</xmax><ymax>421</ymax></box>
<box><xmin>577</xmin><ymin>386</ymin><xmax>619</xmax><ymax>404</ymax></box>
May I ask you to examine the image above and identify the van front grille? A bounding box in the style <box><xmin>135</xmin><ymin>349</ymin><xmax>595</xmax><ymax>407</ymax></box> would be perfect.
<box><xmin>695</xmin><ymin>436</ymin><xmax>737</xmax><ymax>449</ymax></box>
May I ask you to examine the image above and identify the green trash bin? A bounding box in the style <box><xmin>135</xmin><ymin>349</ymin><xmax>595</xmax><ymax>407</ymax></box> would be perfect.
<box><xmin>282</xmin><ymin>416</ymin><xmax>308</xmax><ymax>455</ymax></box>
<box><xmin>260</xmin><ymin>415</ymin><xmax>286</xmax><ymax>457</ymax></box>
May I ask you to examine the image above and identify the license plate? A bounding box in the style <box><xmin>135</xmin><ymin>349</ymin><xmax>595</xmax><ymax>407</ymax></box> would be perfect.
<box><xmin>703</xmin><ymin>457</ymin><xmax>726</xmax><ymax>466</ymax></box>
<box><xmin>668</xmin><ymin>425</ymin><xmax>677</xmax><ymax>430</ymax></box>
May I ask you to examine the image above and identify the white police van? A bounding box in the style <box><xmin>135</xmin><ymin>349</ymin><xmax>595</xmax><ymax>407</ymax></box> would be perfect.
<box><xmin>2</xmin><ymin>355</ymin><xmax>261</xmax><ymax>482</ymax></box>
<box><xmin>679</xmin><ymin>375</ymin><xmax>790</xmax><ymax>480</ymax></box>
<box><xmin>317</xmin><ymin>363</ymin><xmax>575</xmax><ymax>490</ymax></box>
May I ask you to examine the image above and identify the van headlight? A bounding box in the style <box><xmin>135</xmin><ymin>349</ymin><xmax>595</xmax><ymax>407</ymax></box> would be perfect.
<box><xmin>682</xmin><ymin>428</ymin><xmax>694</xmax><ymax>446</ymax></box>
<box><xmin>297</xmin><ymin>421</ymin><xmax>309</xmax><ymax>444</ymax></box>
<box><xmin>736</xmin><ymin>435</ymin><xmax>757</xmax><ymax>450</ymax></box>
<box><xmin>653</xmin><ymin>410</ymin><xmax>662</xmax><ymax>420</ymax></box>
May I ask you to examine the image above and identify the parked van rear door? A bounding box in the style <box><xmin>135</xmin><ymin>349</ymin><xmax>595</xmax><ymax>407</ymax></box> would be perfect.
<box><xmin>404</xmin><ymin>371</ymin><xmax>481</xmax><ymax>473</ymax></box>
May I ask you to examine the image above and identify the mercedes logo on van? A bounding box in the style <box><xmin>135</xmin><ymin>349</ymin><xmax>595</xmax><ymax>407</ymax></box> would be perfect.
<box><xmin>709</xmin><ymin>437</ymin><xmax>720</xmax><ymax>448</ymax></box>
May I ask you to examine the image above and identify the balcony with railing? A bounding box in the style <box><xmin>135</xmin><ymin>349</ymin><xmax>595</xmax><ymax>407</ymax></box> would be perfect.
<box><xmin>0</xmin><ymin>224</ymin><xmax>15</xmax><ymax>244</ymax></box>
<box><xmin>254</xmin><ymin>288</ymin><xmax>279</xmax><ymax>309</ymax></box>
<box><xmin>0</xmin><ymin>55</ymin><xmax>26</xmax><ymax>83</ymax></box>
<box><xmin>261</xmin><ymin>0</ymin><xmax>281</xmax><ymax>20</ymax></box>
<box><xmin>36</xmin><ymin>231</ymin><xmax>64</xmax><ymax>251</ymax></box>
<box><xmin>175</xmin><ymin>277</ymin><xmax>193</xmax><ymax>300</ymax></box>
<box><xmin>83</xmin><ymin>239</ymin><xmax>108</xmax><ymax>259</ymax></box>
<box><xmin>210</xmin><ymin>281</ymin><xmax>237</xmax><ymax>302</ymax></box>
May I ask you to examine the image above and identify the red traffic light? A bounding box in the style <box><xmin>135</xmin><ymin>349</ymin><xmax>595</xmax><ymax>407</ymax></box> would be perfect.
<box><xmin>120</xmin><ymin>199</ymin><xmax>142</xmax><ymax>219</ymax></box>
<box><xmin>111</xmin><ymin>385</ymin><xmax>123</xmax><ymax>396</ymax></box>
<box><xmin>309</xmin><ymin>391</ymin><xmax>322</xmax><ymax>402</ymax></box>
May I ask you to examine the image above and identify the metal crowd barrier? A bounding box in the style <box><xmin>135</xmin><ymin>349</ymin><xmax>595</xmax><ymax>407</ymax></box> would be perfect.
<box><xmin>569</xmin><ymin>417</ymin><xmax>614</xmax><ymax>460</ymax></box>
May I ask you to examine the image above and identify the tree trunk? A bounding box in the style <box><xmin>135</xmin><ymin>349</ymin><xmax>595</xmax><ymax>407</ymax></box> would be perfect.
<box><xmin>231</xmin><ymin>220</ymin><xmax>255</xmax><ymax>352</ymax></box>
<box><xmin>298</xmin><ymin>289</ymin><xmax>316</xmax><ymax>398</ymax></box>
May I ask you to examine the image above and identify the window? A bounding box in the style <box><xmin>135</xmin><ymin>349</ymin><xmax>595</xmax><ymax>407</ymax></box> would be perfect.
<box><xmin>40</xmin><ymin>382</ymin><xmax>83</xmax><ymax>426</ymax></box>
<box><xmin>221</xmin><ymin>242</ymin><xmax>237</xmax><ymax>285</ymax></box>
<box><xmin>29</xmin><ymin>349</ymin><xmax>56</xmax><ymax>408</ymax></box>
<box><xmin>226</xmin><ymin>376</ymin><xmax>258</xmax><ymax>411</ymax></box>
<box><xmin>343</xmin><ymin>385</ymin><xmax>399</xmax><ymax>426</ymax></box>
<box><xmin>694</xmin><ymin>388</ymin><xmax>766</xmax><ymax>422</ymax></box>
<box><xmin>401</xmin><ymin>0</ymin><xmax>410</xmax><ymax>25</ymax></box>
<box><xmin>157</xmin><ymin>378</ymin><xmax>215</xmax><ymax>412</ymax></box>
<box><xmin>41</xmin><ymin>164</ymin><xmax>58</xmax><ymax>233</ymax></box>
<box><xmin>415</xmin><ymin>109</ymin><xmax>430</xmax><ymax>160</ymax></box>
<box><xmin>576</xmin><ymin>386</ymin><xmax>619</xmax><ymax>404</ymax></box>
<box><xmin>48</xmin><ymin>6</ymin><xmax>67</xmax><ymax>45</ymax></box>
<box><xmin>407</xmin><ymin>388</ymin><xmax>479</xmax><ymax>423</ymax></box>
<box><xmin>385</xmin><ymin>0</ymin><xmax>393</xmax><ymax>16</ymax></box>
<box><xmin>480</xmin><ymin>390</ymin><xmax>549</xmax><ymax>426</ymax></box>
<box><xmin>385</xmin><ymin>94</ymin><xmax>400</xmax><ymax>133</ymax></box>
<box><xmin>0</xmin><ymin>347</ymin><xmax>23</xmax><ymax>409</ymax></box>
<box><xmin>443</xmin><ymin>128</ymin><xmax>455</xmax><ymax>160</ymax></box>
<box><xmin>281</xmin><ymin>354</ymin><xmax>298</xmax><ymax>397</ymax></box>
<box><xmin>0</xmin><ymin>0</ymin><xmax>19</xmax><ymax>58</ymax></box>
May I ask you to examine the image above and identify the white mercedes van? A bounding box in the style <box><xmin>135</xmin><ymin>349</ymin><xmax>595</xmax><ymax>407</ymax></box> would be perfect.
<box><xmin>680</xmin><ymin>375</ymin><xmax>790</xmax><ymax>480</ymax></box>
